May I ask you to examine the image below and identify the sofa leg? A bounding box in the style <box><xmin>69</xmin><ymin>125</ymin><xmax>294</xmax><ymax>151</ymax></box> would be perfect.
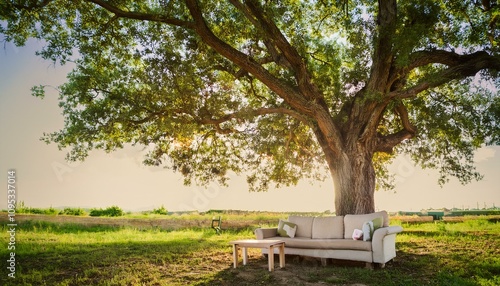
<box><xmin>320</xmin><ymin>258</ymin><xmax>328</xmax><ymax>266</ymax></box>
<box><xmin>365</xmin><ymin>262</ymin><xmax>374</xmax><ymax>269</ymax></box>
<box><xmin>379</xmin><ymin>263</ymin><xmax>386</xmax><ymax>269</ymax></box>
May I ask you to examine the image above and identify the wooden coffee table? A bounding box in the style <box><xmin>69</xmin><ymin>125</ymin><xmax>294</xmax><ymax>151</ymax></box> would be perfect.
<box><xmin>229</xmin><ymin>239</ymin><xmax>285</xmax><ymax>271</ymax></box>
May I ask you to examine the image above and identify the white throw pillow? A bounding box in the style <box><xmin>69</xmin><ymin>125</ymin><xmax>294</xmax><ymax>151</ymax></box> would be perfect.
<box><xmin>362</xmin><ymin>221</ymin><xmax>374</xmax><ymax>241</ymax></box>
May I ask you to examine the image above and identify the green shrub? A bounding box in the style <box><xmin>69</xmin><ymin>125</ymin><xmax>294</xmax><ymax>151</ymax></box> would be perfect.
<box><xmin>44</xmin><ymin>207</ymin><xmax>59</xmax><ymax>215</ymax></box>
<box><xmin>15</xmin><ymin>202</ymin><xmax>58</xmax><ymax>215</ymax></box>
<box><xmin>26</xmin><ymin>207</ymin><xmax>44</xmax><ymax>214</ymax></box>
<box><xmin>89</xmin><ymin>209</ymin><xmax>103</xmax><ymax>217</ymax></box>
<box><xmin>15</xmin><ymin>201</ymin><xmax>29</xmax><ymax>213</ymax></box>
<box><xmin>152</xmin><ymin>205</ymin><xmax>168</xmax><ymax>215</ymax></box>
<box><xmin>59</xmin><ymin>207</ymin><xmax>86</xmax><ymax>216</ymax></box>
<box><xmin>89</xmin><ymin>206</ymin><xmax>124</xmax><ymax>217</ymax></box>
<box><xmin>105</xmin><ymin>206</ymin><xmax>124</xmax><ymax>217</ymax></box>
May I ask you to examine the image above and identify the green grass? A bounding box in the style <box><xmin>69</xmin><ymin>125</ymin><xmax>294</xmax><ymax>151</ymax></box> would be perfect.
<box><xmin>1</xmin><ymin>221</ymin><xmax>253</xmax><ymax>285</ymax></box>
<box><xmin>393</xmin><ymin>219</ymin><xmax>500</xmax><ymax>286</ymax></box>
<box><xmin>0</xmin><ymin>216</ymin><xmax>499</xmax><ymax>285</ymax></box>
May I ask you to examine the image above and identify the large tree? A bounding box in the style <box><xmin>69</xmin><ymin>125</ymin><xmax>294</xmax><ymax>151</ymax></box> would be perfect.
<box><xmin>2</xmin><ymin>0</ymin><xmax>499</xmax><ymax>215</ymax></box>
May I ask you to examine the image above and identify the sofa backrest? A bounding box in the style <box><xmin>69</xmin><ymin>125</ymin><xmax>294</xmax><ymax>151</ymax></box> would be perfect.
<box><xmin>288</xmin><ymin>215</ymin><xmax>314</xmax><ymax>238</ymax></box>
<box><xmin>343</xmin><ymin>211</ymin><xmax>389</xmax><ymax>239</ymax></box>
<box><xmin>287</xmin><ymin>211</ymin><xmax>389</xmax><ymax>239</ymax></box>
<box><xmin>288</xmin><ymin>215</ymin><xmax>345</xmax><ymax>239</ymax></box>
<box><xmin>311</xmin><ymin>216</ymin><xmax>344</xmax><ymax>239</ymax></box>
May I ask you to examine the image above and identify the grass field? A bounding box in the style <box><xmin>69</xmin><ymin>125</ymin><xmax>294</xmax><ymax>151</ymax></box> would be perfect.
<box><xmin>0</xmin><ymin>214</ymin><xmax>499</xmax><ymax>285</ymax></box>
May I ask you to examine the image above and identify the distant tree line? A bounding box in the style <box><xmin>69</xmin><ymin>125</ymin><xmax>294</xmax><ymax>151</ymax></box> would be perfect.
<box><xmin>14</xmin><ymin>202</ymin><xmax>86</xmax><ymax>216</ymax></box>
<box><xmin>399</xmin><ymin>209</ymin><xmax>500</xmax><ymax>220</ymax></box>
<box><xmin>10</xmin><ymin>202</ymin><xmax>171</xmax><ymax>217</ymax></box>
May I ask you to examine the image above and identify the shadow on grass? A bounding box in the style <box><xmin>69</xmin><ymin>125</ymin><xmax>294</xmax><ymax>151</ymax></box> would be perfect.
<box><xmin>196</xmin><ymin>247</ymin><xmax>498</xmax><ymax>286</ymax></box>
<box><xmin>1</xmin><ymin>221</ymin><xmax>498</xmax><ymax>285</ymax></box>
<box><xmin>193</xmin><ymin>253</ymin><xmax>432</xmax><ymax>286</ymax></box>
<box><xmin>397</xmin><ymin>238</ymin><xmax>500</xmax><ymax>286</ymax></box>
<box><xmin>0</xmin><ymin>228</ymin><xmax>232</xmax><ymax>285</ymax></box>
<box><xmin>2</xmin><ymin>241</ymin><xmax>496</xmax><ymax>286</ymax></box>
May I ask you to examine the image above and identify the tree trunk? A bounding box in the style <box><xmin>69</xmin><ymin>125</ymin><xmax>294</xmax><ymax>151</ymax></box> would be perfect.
<box><xmin>330</xmin><ymin>147</ymin><xmax>376</xmax><ymax>216</ymax></box>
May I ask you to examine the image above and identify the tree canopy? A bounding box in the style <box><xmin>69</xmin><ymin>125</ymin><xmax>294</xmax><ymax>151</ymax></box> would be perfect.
<box><xmin>1</xmin><ymin>0</ymin><xmax>499</xmax><ymax>214</ymax></box>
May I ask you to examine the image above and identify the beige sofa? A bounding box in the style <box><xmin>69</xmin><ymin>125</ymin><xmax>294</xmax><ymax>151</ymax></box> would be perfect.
<box><xmin>254</xmin><ymin>211</ymin><xmax>403</xmax><ymax>268</ymax></box>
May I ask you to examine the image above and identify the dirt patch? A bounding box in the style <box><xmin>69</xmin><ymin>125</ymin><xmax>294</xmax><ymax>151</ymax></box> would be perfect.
<box><xmin>221</xmin><ymin>256</ymin><xmax>369</xmax><ymax>286</ymax></box>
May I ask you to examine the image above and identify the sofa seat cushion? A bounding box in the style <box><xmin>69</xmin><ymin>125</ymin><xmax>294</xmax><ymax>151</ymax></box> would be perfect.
<box><xmin>312</xmin><ymin>216</ymin><xmax>344</xmax><ymax>239</ymax></box>
<box><xmin>288</xmin><ymin>216</ymin><xmax>314</xmax><ymax>238</ymax></box>
<box><xmin>266</xmin><ymin>237</ymin><xmax>372</xmax><ymax>251</ymax></box>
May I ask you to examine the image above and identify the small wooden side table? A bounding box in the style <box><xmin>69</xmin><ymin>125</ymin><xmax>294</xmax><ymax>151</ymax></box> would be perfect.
<box><xmin>229</xmin><ymin>239</ymin><xmax>285</xmax><ymax>271</ymax></box>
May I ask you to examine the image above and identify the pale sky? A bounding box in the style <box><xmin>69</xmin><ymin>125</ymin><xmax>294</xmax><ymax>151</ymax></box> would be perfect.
<box><xmin>1</xmin><ymin>39</ymin><xmax>499</xmax><ymax>213</ymax></box>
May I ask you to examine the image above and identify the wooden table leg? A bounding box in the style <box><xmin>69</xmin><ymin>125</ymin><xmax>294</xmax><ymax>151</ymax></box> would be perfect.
<box><xmin>232</xmin><ymin>244</ymin><xmax>238</xmax><ymax>268</ymax></box>
<box><xmin>279</xmin><ymin>243</ymin><xmax>285</xmax><ymax>268</ymax></box>
<box><xmin>268</xmin><ymin>245</ymin><xmax>275</xmax><ymax>271</ymax></box>
<box><xmin>242</xmin><ymin>247</ymin><xmax>248</xmax><ymax>265</ymax></box>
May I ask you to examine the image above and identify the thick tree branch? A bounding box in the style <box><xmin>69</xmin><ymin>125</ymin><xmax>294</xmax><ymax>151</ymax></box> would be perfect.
<box><xmin>394</xmin><ymin>103</ymin><xmax>416</xmax><ymax>135</ymax></box>
<box><xmin>129</xmin><ymin>104</ymin><xmax>311</xmax><ymax>135</ymax></box>
<box><xmin>66</xmin><ymin>0</ymin><xmax>344</xmax><ymax>157</ymax></box>
<box><xmin>240</xmin><ymin>1</ymin><xmax>304</xmax><ymax>70</ymax></box>
<box><xmin>198</xmin><ymin>107</ymin><xmax>310</xmax><ymax>127</ymax></box>
<box><xmin>239</xmin><ymin>0</ymin><xmax>324</xmax><ymax>102</ymax></box>
<box><xmin>227</xmin><ymin>1</ymin><xmax>293</xmax><ymax>70</ymax></box>
<box><xmin>223</xmin><ymin>1</ymin><xmax>344</xmax><ymax>158</ymax></box>
<box><xmin>375</xmin><ymin>130</ymin><xmax>413</xmax><ymax>153</ymax></box>
<box><xmin>377</xmin><ymin>50</ymin><xmax>500</xmax><ymax>151</ymax></box>
<box><xmin>185</xmin><ymin>0</ymin><xmax>344</xmax><ymax>155</ymax></box>
<box><xmin>87</xmin><ymin>0</ymin><xmax>194</xmax><ymax>28</ymax></box>
<box><xmin>349</xmin><ymin>0</ymin><xmax>397</xmax><ymax>153</ymax></box>
<box><xmin>390</xmin><ymin>50</ymin><xmax>499</xmax><ymax>87</ymax></box>
<box><xmin>184</xmin><ymin>0</ymin><xmax>312</xmax><ymax>114</ymax></box>
<box><xmin>366</xmin><ymin>0</ymin><xmax>397</xmax><ymax>92</ymax></box>
<box><xmin>86</xmin><ymin>0</ymin><xmax>342</xmax><ymax>157</ymax></box>
<box><xmin>391</xmin><ymin>82</ymin><xmax>431</xmax><ymax>99</ymax></box>
<box><xmin>374</xmin><ymin>103</ymin><xmax>416</xmax><ymax>153</ymax></box>
<box><xmin>376</xmin><ymin>51</ymin><xmax>499</xmax><ymax>152</ymax></box>
<box><xmin>408</xmin><ymin>50</ymin><xmax>473</xmax><ymax>69</ymax></box>
<box><xmin>391</xmin><ymin>51</ymin><xmax>500</xmax><ymax>99</ymax></box>
<box><xmin>89</xmin><ymin>0</ymin><xmax>317</xmax><ymax>123</ymax></box>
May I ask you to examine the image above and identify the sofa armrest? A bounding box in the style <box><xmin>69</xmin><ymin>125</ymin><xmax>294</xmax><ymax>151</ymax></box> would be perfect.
<box><xmin>371</xmin><ymin>225</ymin><xmax>403</xmax><ymax>264</ymax></box>
<box><xmin>255</xmin><ymin>228</ymin><xmax>278</xmax><ymax>240</ymax></box>
<box><xmin>374</xmin><ymin>225</ymin><xmax>403</xmax><ymax>238</ymax></box>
